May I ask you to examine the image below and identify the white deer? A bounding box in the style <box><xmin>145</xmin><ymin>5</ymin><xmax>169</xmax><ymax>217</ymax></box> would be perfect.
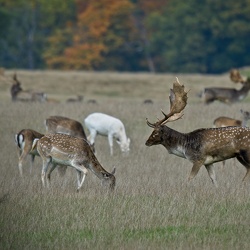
<box><xmin>84</xmin><ymin>112</ymin><xmax>130</xmax><ymax>156</ymax></box>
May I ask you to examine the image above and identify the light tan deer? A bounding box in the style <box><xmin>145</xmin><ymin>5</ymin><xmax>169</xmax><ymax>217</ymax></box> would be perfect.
<box><xmin>34</xmin><ymin>134</ymin><xmax>116</xmax><ymax>191</ymax></box>
<box><xmin>145</xmin><ymin>78</ymin><xmax>250</xmax><ymax>186</ymax></box>
<box><xmin>213</xmin><ymin>110</ymin><xmax>250</xmax><ymax>128</ymax></box>
<box><xmin>202</xmin><ymin>69</ymin><xmax>250</xmax><ymax>104</ymax></box>
<box><xmin>14</xmin><ymin>129</ymin><xmax>44</xmax><ymax>176</ymax></box>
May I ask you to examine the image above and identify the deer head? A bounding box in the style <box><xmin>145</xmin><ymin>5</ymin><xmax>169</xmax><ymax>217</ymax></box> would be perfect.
<box><xmin>145</xmin><ymin>78</ymin><xmax>188</xmax><ymax>147</ymax></box>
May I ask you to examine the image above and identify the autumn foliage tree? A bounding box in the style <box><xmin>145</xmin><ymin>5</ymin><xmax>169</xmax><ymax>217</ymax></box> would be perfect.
<box><xmin>45</xmin><ymin>0</ymin><xmax>138</xmax><ymax>70</ymax></box>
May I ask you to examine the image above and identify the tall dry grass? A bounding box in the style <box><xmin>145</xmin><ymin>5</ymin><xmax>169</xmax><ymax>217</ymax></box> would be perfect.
<box><xmin>0</xmin><ymin>70</ymin><xmax>250</xmax><ymax>249</ymax></box>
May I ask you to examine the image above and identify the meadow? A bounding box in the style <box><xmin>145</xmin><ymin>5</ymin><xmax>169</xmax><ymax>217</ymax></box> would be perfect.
<box><xmin>0</xmin><ymin>69</ymin><xmax>250</xmax><ymax>249</ymax></box>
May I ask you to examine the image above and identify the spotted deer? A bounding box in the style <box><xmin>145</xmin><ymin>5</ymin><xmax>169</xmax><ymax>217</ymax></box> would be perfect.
<box><xmin>202</xmin><ymin>69</ymin><xmax>250</xmax><ymax>104</ymax></box>
<box><xmin>45</xmin><ymin>115</ymin><xmax>95</xmax><ymax>153</ymax></box>
<box><xmin>213</xmin><ymin>109</ymin><xmax>250</xmax><ymax>128</ymax></box>
<box><xmin>145</xmin><ymin>78</ymin><xmax>250</xmax><ymax>186</ymax></box>
<box><xmin>213</xmin><ymin>109</ymin><xmax>250</xmax><ymax>168</ymax></box>
<box><xmin>34</xmin><ymin>134</ymin><xmax>116</xmax><ymax>191</ymax></box>
<box><xmin>14</xmin><ymin>129</ymin><xmax>44</xmax><ymax>176</ymax></box>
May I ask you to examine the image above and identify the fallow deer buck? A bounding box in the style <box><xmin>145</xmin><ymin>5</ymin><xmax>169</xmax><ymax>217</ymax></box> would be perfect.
<box><xmin>145</xmin><ymin>78</ymin><xmax>250</xmax><ymax>186</ymax></box>
<box><xmin>34</xmin><ymin>134</ymin><xmax>116</xmax><ymax>191</ymax></box>
<box><xmin>202</xmin><ymin>69</ymin><xmax>250</xmax><ymax>104</ymax></box>
<box><xmin>14</xmin><ymin>129</ymin><xmax>44</xmax><ymax>176</ymax></box>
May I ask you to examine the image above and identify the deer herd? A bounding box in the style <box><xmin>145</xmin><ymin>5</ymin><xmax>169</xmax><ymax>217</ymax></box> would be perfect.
<box><xmin>13</xmin><ymin>69</ymin><xmax>250</xmax><ymax>192</ymax></box>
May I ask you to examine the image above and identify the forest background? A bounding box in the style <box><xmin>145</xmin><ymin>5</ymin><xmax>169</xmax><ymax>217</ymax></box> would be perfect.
<box><xmin>0</xmin><ymin>0</ymin><xmax>250</xmax><ymax>74</ymax></box>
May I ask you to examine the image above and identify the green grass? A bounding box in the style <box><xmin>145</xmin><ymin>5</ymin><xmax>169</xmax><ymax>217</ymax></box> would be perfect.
<box><xmin>0</xmin><ymin>69</ymin><xmax>250</xmax><ymax>249</ymax></box>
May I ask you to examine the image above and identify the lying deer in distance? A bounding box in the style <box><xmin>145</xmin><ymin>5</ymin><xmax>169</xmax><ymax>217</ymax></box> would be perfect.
<box><xmin>11</xmin><ymin>73</ymin><xmax>47</xmax><ymax>102</ymax></box>
<box><xmin>33</xmin><ymin>133</ymin><xmax>116</xmax><ymax>192</ymax></box>
<box><xmin>213</xmin><ymin>109</ymin><xmax>250</xmax><ymax>128</ymax></box>
<box><xmin>145</xmin><ymin>78</ymin><xmax>250</xmax><ymax>186</ymax></box>
<box><xmin>201</xmin><ymin>69</ymin><xmax>250</xmax><ymax>104</ymax></box>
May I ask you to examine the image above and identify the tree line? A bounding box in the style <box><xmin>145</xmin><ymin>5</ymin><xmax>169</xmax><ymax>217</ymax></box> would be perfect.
<box><xmin>0</xmin><ymin>0</ymin><xmax>250</xmax><ymax>73</ymax></box>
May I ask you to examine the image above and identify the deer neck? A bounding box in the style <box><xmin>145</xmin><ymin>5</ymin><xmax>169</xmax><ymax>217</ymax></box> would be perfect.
<box><xmin>160</xmin><ymin>126</ymin><xmax>188</xmax><ymax>158</ymax></box>
<box><xmin>237</xmin><ymin>84</ymin><xmax>250</xmax><ymax>100</ymax></box>
<box><xmin>86</xmin><ymin>154</ymin><xmax>109</xmax><ymax>180</ymax></box>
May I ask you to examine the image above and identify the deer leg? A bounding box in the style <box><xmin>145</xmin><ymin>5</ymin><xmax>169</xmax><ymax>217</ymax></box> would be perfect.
<box><xmin>41</xmin><ymin>157</ymin><xmax>51</xmax><ymax>188</ymax></box>
<box><xmin>74</xmin><ymin>165</ymin><xmax>88</xmax><ymax>191</ymax></box>
<box><xmin>87</xmin><ymin>129</ymin><xmax>97</xmax><ymax>146</ymax></box>
<box><xmin>205</xmin><ymin>164</ymin><xmax>218</xmax><ymax>187</ymax></box>
<box><xmin>188</xmin><ymin>162</ymin><xmax>203</xmax><ymax>181</ymax></box>
<box><xmin>236</xmin><ymin>152</ymin><xmax>250</xmax><ymax>182</ymax></box>
<box><xmin>108</xmin><ymin>134</ymin><xmax>114</xmax><ymax>156</ymax></box>
<box><xmin>29</xmin><ymin>154</ymin><xmax>35</xmax><ymax>174</ymax></box>
<box><xmin>18</xmin><ymin>151</ymin><xmax>29</xmax><ymax>177</ymax></box>
<box><xmin>47</xmin><ymin>163</ymin><xmax>58</xmax><ymax>185</ymax></box>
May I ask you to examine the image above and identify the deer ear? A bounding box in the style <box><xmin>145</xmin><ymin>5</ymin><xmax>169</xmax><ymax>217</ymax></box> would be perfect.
<box><xmin>111</xmin><ymin>167</ymin><xmax>116</xmax><ymax>175</ymax></box>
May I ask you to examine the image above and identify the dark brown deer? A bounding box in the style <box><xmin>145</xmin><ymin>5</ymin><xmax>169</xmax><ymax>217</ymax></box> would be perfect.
<box><xmin>202</xmin><ymin>69</ymin><xmax>250</xmax><ymax>104</ymax></box>
<box><xmin>145</xmin><ymin>78</ymin><xmax>250</xmax><ymax>186</ymax></box>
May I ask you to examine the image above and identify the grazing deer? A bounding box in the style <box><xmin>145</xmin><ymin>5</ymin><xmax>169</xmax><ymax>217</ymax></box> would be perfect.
<box><xmin>34</xmin><ymin>134</ymin><xmax>116</xmax><ymax>191</ymax></box>
<box><xmin>45</xmin><ymin>116</ymin><xmax>87</xmax><ymax>138</ymax></box>
<box><xmin>14</xmin><ymin>129</ymin><xmax>44</xmax><ymax>176</ymax></box>
<box><xmin>84</xmin><ymin>112</ymin><xmax>130</xmax><ymax>156</ymax></box>
<box><xmin>145</xmin><ymin>78</ymin><xmax>250</xmax><ymax>186</ymax></box>
<box><xmin>45</xmin><ymin>115</ymin><xmax>95</xmax><ymax>153</ymax></box>
<box><xmin>202</xmin><ymin>69</ymin><xmax>250</xmax><ymax>104</ymax></box>
<box><xmin>213</xmin><ymin>109</ymin><xmax>250</xmax><ymax>128</ymax></box>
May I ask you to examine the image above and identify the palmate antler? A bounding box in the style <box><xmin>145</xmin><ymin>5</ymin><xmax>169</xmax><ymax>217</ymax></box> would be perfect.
<box><xmin>230</xmin><ymin>69</ymin><xmax>245</xmax><ymax>84</ymax></box>
<box><xmin>146</xmin><ymin>77</ymin><xmax>188</xmax><ymax>128</ymax></box>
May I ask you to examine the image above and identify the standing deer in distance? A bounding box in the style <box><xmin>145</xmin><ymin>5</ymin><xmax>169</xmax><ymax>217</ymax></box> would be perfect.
<box><xmin>33</xmin><ymin>134</ymin><xmax>116</xmax><ymax>191</ymax></box>
<box><xmin>201</xmin><ymin>69</ymin><xmax>250</xmax><ymax>104</ymax></box>
<box><xmin>14</xmin><ymin>129</ymin><xmax>44</xmax><ymax>176</ymax></box>
<box><xmin>145</xmin><ymin>78</ymin><xmax>250</xmax><ymax>186</ymax></box>
<box><xmin>213</xmin><ymin>109</ymin><xmax>250</xmax><ymax>128</ymax></box>
<box><xmin>84</xmin><ymin>112</ymin><xmax>130</xmax><ymax>156</ymax></box>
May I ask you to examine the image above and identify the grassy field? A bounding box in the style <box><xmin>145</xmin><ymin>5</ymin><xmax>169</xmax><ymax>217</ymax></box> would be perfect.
<box><xmin>1</xmin><ymin>69</ymin><xmax>250</xmax><ymax>249</ymax></box>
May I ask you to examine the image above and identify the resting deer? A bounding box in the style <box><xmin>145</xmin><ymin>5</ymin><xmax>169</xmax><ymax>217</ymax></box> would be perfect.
<box><xmin>14</xmin><ymin>129</ymin><xmax>44</xmax><ymax>176</ymax></box>
<box><xmin>202</xmin><ymin>69</ymin><xmax>250</xmax><ymax>104</ymax></box>
<box><xmin>213</xmin><ymin>110</ymin><xmax>250</xmax><ymax>128</ymax></box>
<box><xmin>11</xmin><ymin>73</ymin><xmax>47</xmax><ymax>102</ymax></box>
<box><xmin>145</xmin><ymin>78</ymin><xmax>250</xmax><ymax>186</ymax></box>
<box><xmin>66</xmin><ymin>95</ymin><xmax>83</xmax><ymax>103</ymax></box>
<box><xmin>84</xmin><ymin>112</ymin><xmax>130</xmax><ymax>156</ymax></box>
<box><xmin>34</xmin><ymin>134</ymin><xmax>116</xmax><ymax>191</ymax></box>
